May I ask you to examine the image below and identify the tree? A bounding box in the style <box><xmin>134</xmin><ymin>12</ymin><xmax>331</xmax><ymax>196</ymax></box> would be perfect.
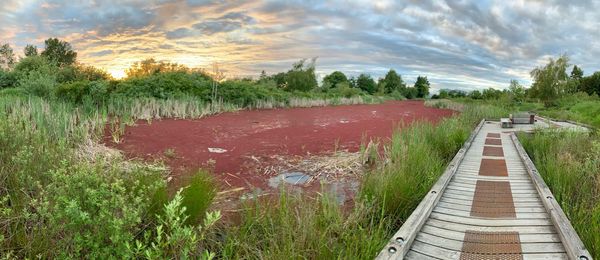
<box><xmin>356</xmin><ymin>74</ymin><xmax>377</xmax><ymax>94</ymax></box>
<box><xmin>469</xmin><ymin>90</ymin><xmax>482</xmax><ymax>99</ymax></box>
<box><xmin>0</xmin><ymin>43</ymin><xmax>16</xmax><ymax>70</ymax></box>
<box><xmin>482</xmin><ymin>88</ymin><xmax>502</xmax><ymax>100</ymax></box>
<box><xmin>259</xmin><ymin>70</ymin><xmax>268</xmax><ymax>82</ymax></box>
<box><xmin>508</xmin><ymin>79</ymin><xmax>525</xmax><ymax>103</ymax></box>
<box><xmin>348</xmin><ymin>76</ymin><xmax>357</xmax><ymax>88</ymax></box>
<box><xmin>41</xmin><ymin>38</ymin><xmax>77</xmax><ymax>67</ymax></box>
<box><xmin>529</xmin><ymin>55</ymin><xmax>569</xmax><ymax>106</ymax></box>
<box><xmin>271</xmin><ymin>72</ymin><xmax>286</xmax><ymax>88</ymax></box>
<box><xmin>376</xmin><ymin>78</ymin><xmax>386</xmax><ymax>94</ymax></box>
<box><xmin>76</xmin><ymin>65</ymin><xmax>112</xmax><ymax>81</ymax></box>
<box><xmin>284</xmin><ymin>58</ymin><xmax>318</xmax><ymax>91</ymax></box>
<box><xmin>24</xmin><ymin>44</ymin><xmax>38</xmax><ymax>57</ymax></box>
<box><xmin>567</xmin><ymin>65</ymin><xmax>584</xmax><ymax>93</ymax></box>
<box><xmin>439</xmin><ymin>89</ymin><xmax>449</xmax><ymax>99</ymax></box>
<box><xmin>414</xmin><ymin>76</ymin><xmax>430</xmax><ymax>98</ymax></box>
<box><xmin>580</xmin><ymin>72</ymin><xmax>600</xmax><ymax>96</ymax></box>
<box><xmin>404</xmin><ymin>87</ymin><xmax>418</xmax><ymax>99</ymax></box>
<box><xmin>126</xmin><ymin>58</ymin><xmax>188</xmax><ymax>78</ymax></box>
<box><xmin>381</xmin><ymin>69</ymin><xmax>405</xmax><ymax>93</ymax></box>
<box><xmin>570</xmin><ymin>65</ymin><xmax>583</xmax><ymax>80</ymax></box>
<box><xmin>322</xmin><ymin>71</ymin><xmax>348</xmax><ymax>89</ymax></box>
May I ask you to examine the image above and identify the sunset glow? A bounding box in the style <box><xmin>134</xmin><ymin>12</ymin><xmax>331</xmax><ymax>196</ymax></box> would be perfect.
<box><xmin>2</xmin><ymin>1</ymin><xmax>600</xmax><ymax>90</ymax></box>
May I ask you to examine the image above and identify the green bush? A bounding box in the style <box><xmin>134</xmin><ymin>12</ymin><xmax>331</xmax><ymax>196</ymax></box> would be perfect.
<box><xmin>326</xmin><ymin>82</ymin><xmax>364</xmax><ymax>98</ymax></box>
<box><xmin>129</xmin><ymin>191</ymin><xmax>220</xmax><ymax>259</ymax></box>
<box><xmin>55</xmin><ymin>80</ymin><xmax>109</xmax><ymax>104</ymax></box>
<box><xmin>13</xmin><ymin>55</ymin><xmax>56</xmax><ymax>78</ymax></box>
<box><xmin>218</xmin><ymin>80</ymin><xmax>290</xmax><ymax>106</ymax></box>
<box><xmin>114</xmin><ymin>71</ymin><xmax>212</xmax><ymax>99</ymax></box>
<box><xmin>18</xmin><ymin>70</ymin><xmax>57</xmax><ymax>97</ymax></box>
<box><xmin>0</xmin><ymin>69</ymin><xmax>16</xmax><ymax>89</ymax></box>
<box><xmin>55</xmin><ymin>80</ymin><xmax>88</xmax><ymax>102</ymax></box>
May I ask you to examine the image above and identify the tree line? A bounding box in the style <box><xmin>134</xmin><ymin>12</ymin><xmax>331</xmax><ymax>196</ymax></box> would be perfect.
<box><xmin>433</xmin><ymin>55</ymin><xmax>600</xmax><ymax>106</ymax></box>
<box><xmin>0</xmin><ymin>38</ymin><xmax>431</xmax><ymax>105</ymax></box>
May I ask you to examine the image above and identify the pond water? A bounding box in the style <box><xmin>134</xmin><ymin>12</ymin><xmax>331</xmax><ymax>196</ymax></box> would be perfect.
<box><xmin>268</xmin><ymin>171</ymin><xmax>311</xmax><ymax>187</ymax></box>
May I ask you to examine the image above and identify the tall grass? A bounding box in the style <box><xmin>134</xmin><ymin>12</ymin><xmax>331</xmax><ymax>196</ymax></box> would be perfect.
<box><xmin>520</xmin><ymin>131</ymin><xmax>600</xmax><ymax>258</ymax></box>
<box><xmin>219</xmin><ymin>192</ymin><xmax>389</xmax><ymax>259</ymax></box>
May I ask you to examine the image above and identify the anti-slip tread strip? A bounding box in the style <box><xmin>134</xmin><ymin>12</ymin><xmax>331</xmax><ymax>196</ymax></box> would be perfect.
<box><xmin>478</xmin><ymin>159</ymin><xmax>508</xmax><ymax>177</ymax></box>
<box><xmin>486</xmin><ymin>133</ymin><xmax>501</xmax><ymax>138</ymax></box>
<box><xmin>482</xmin><ymin>146</ymin><xmax>504</xmax><ymax>157</ymax></box>
<box><xmin>471</xmin><ymin>180</ymin><xmax>516</xmax><ymax>218</ymax></box>
<box><xmin>460</xmin><ymin>231</ymin><xmax>522</xmax><ymax>260</ymax></box>
<box><xmin>485</xmin><ymin>138</ymin><xmax>502</xmax><ymax>145</ymax></box>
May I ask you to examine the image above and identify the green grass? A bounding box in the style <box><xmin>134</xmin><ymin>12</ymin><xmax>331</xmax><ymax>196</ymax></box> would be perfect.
<box><xmin>181</xmin><ymin>170</ymin><xmax>217</xmax><ymax>225</ymax></box>
<box><xmin>520</xmin><ymin>131</ymin><xmax>600</xmax><ymax>258</ymax></box>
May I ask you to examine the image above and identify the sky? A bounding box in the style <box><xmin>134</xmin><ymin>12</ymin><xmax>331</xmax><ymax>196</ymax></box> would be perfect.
<box><xmin>1</xmin><ymin>0</ymin><xmax>599</xmax><ymax>92</ymax></box>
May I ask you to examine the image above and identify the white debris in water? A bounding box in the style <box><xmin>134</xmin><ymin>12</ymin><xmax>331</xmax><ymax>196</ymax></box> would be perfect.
<box><xmin>208</xmin><ymin>147</ymin><xmax>228</xmax><ymax>153</ymax></box>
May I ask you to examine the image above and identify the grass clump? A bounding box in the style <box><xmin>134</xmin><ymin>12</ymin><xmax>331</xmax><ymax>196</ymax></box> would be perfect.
<box><xmin>181</xmin><ymin>170</ymin><xmax>217</xmax><ymax>225</ymax></box>
<box><xmin>520</xmin><ymin>131</ymin><xmax>600</xmax><ymax>258</ymax></box>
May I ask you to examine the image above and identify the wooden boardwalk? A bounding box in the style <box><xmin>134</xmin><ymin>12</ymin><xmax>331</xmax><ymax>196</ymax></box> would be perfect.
<box><xmin>377</xmin><ymin>120</ymin><xmax>592</xmax><ymax>260</ymax></box>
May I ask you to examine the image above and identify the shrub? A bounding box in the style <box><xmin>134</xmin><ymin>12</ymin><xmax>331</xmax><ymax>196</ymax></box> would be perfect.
<box><xmin>18</xmin><ymin>70</ymin><xmax>57</xmax><ymax>97</ymax></box>
<box><xmin>0</xmin><ymin>69</ymin><xmax>16</xmax><ymax>89</ymax></box>
<box><xmin>217</xmin><ymin>80</ymin><xmax>290</xmax><ymax>106</ymax></box>
<box><xmin>13</xmin><ymin>55</ymin><xmax>56</xmax><ymax>78</ymax></box>
<box><xmin>87</xmin><ymin>80</ymin><xmax>109</xmax><ymax>104</ymax></box>
<box><xmin>55</xmin><ymin>80</ymin><xmax>109</xmax><ymax>104</ymax></box>
<box><xmin>129</xmin><ymin>191</ymin><xmax>220</xmax><ymax>259</ymax></box>
<box><xmin>114</xmin><ymin>71</ymin><xmax>211</xmax><ymax>99</ymax></box>
<box><xmin>326</xmin><ymin>82</ymin><xmax>364</xmax><ymax>98</ymax></box>
<box><xmin>55</xmin><ymin>80</ymin><xmax>88</xmax><ymax>102</ymax></box>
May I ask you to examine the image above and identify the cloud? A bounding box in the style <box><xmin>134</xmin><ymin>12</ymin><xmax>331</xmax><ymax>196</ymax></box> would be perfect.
<box><xmin>165</xmin><ymin>28</ymin><xmax>193</xmax><ymax>39</ymax></box>
<box><xmin>89</xmin><ymin>50</ymin><xmax>113</xmax><ymax>56</ymax></box>
<box><xmin>193</xmin><ymin>20</ymin><xmax>242</xmax><ymax>35</ymax></box>
<box><xmin>1</xmin><ymin>0</ymin><xmax>599</xmax><ymax>89</ymax></box>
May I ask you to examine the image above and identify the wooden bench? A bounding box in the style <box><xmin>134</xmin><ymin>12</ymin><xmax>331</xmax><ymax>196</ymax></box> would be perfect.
<box><xmin>510</xmin><ymin>112</ymin><xmax>535</xmax><ymax>124</ymax></box>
